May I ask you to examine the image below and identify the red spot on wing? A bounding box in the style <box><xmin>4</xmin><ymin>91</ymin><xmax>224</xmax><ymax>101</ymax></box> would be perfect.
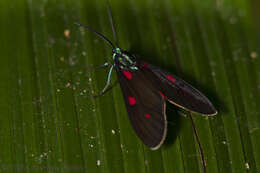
<box><xmin>145</xmin><ymin>114</ymin><xmax>151</xmax><ymax>119</ymax></box>
<box><xmin>122</xmin><ymin>70</ymin><xmax>132</xmax><ymax>80</ymax></box>
<box><xmin>167</xmin><ymin>75</ymin><xmax>176</xmax><ymax>82</ymax></box>
<box><xmin>159</xmin><ymin>91</ymin><xmax>166</xmax><ymax>99</ymax></box>
<box><xmin>183</xmin><ymin>92</ymin><xmax>187</xmax><ymax>96</ymax></box>
<box><xmin>128</xmin><ymin>96</ymin><xmax>136</xmax><ymax>106</ymax></box>
<box><xmin>142</xmin><ymin>63</ymin><xmax>150</xmax><ymax>69</ymax></box>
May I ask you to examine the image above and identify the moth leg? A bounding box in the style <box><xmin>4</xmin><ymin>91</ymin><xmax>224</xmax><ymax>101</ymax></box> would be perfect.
<box><xmin>87</xmin><ymin>62</ymin><xmax>112</xmax><ymax>70</ymax></box>
<box><xmin>94</xmin><ymin>65</ymin><xmax>114</xmax><ymax>98</ymax></box>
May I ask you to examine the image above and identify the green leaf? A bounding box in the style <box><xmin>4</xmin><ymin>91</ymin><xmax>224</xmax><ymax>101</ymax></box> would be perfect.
<box><xmin>0</xmin><ymin>0</ymin><xmax>259</xmax><ymax>172</ymax></box>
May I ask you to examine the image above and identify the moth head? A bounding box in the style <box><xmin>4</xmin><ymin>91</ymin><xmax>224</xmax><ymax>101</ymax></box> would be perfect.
<box><xmin>112</xmin><ymin>47</ymin><xmax>123</xmax><ymax>58</ymax></box>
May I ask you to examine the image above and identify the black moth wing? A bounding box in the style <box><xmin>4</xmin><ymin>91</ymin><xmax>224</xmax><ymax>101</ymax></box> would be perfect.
<box><xmin>115</xmin><ymin>61</ymin><xmax>167</xmax><ymax>150</ymax></box>
<box><xmin>146</xmin><ymin>63</ymin><xmax>217</xmax><ymax>115</ymax></box>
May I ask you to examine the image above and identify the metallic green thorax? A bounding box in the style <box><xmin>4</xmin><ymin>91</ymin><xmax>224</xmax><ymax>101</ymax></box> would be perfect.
<box><xmin>112</xmin><ymin>48</ymin><xmax>138</xmax><ymax>71</ymax></box>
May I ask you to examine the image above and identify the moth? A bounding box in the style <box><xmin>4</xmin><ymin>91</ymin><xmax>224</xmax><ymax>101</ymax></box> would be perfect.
<box><xmin>75</xmin><ymin>6</ymin><xmax>217</xmax><ymax>150</ymax></box>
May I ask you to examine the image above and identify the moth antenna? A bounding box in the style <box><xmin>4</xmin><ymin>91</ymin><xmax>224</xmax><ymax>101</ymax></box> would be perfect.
<box><xmin>74</xmin><ymin>22</ymin><xmax>115</xmax><ymax>48</ymax></box>
<box><xmin>107</xmin><ymin>3</ymin><xmax>119</xmax><ymax>47</ymax></box>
